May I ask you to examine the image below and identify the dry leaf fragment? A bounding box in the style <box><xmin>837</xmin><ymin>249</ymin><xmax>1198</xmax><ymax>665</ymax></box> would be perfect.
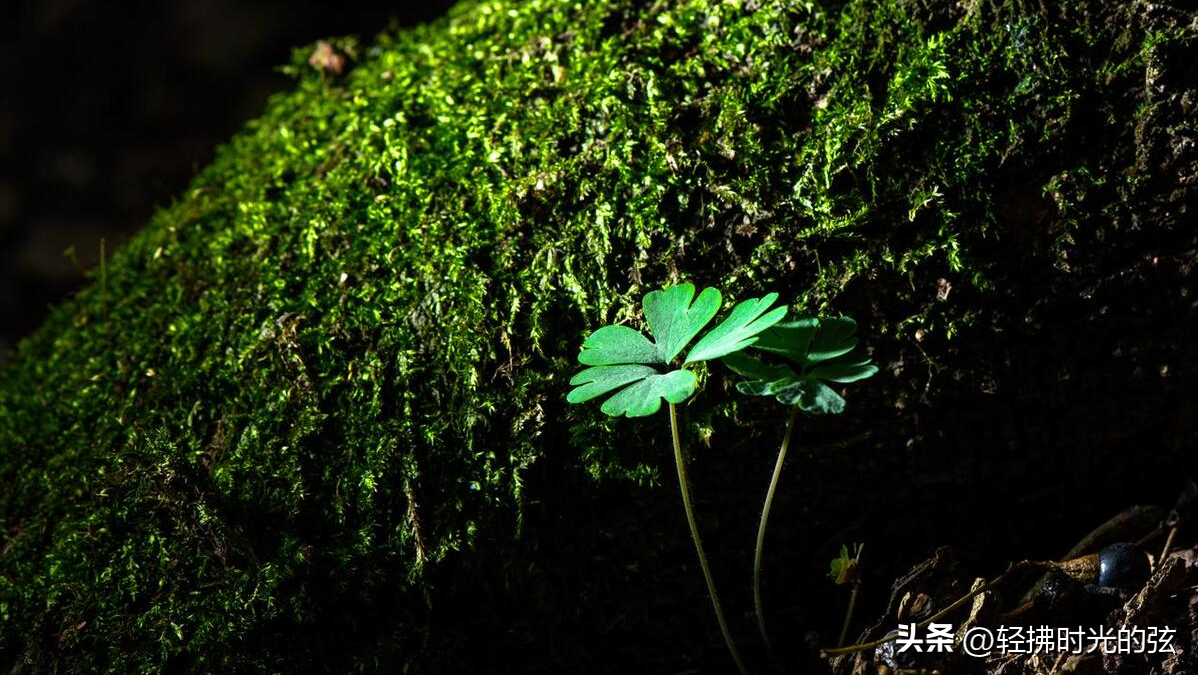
<box><xmin>309</xmin><ymin>40</ymin><xmax>345</xmax><ymax>75</ymax></box>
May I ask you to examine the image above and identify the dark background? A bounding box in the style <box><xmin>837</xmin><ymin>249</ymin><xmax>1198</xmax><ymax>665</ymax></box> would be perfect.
<box><xmin>0</xmin><ymin>0</ymin><xmax>457</xmax><ymax>365</ymax></box>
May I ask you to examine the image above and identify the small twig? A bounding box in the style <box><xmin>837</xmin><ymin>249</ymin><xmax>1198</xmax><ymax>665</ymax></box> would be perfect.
<box><xmin>1048</xmin><ymin>650</ymin><xmax>1067</xmax><ymax>675</ymax></box>
<box><xmin>404</xmin><ymin>479</ymin><xmax>428</xmax><ymax>566</ymax></box>
<box><xmin>999</xmin><ymin>598</ymin><xmax>1034</xmax><ymax>622</ymax></box>
<box><xmin>1157</xmin><ymin>526</ymin><xmax>1178</xmax><ymax>571</ymax></box>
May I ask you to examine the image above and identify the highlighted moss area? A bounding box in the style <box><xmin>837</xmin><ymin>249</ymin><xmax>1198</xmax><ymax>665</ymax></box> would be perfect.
<box><xmin>1</xmin><ymin>0</ymin><xmax>1194</xmax><ymax>672</ymax></box>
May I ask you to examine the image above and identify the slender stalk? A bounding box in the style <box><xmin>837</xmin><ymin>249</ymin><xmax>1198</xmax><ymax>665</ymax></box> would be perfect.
<box><xmin>753</xmin><ymin>406</ymin><xmax>799</xmax><ymax>661</ymax></box>
<box><xmin>669</xmin><ymin>403</ymin><xmax>748</xmax><ymax>675</ymax></box>
<box><xmin>837</xmin><ymin>583</ymin><xmax>859</xmax><ymax>648</ymax></box>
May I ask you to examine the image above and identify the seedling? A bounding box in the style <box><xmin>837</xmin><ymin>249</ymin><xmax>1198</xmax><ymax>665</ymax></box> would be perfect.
<box><xmin>568</xmin><ymin>282</ymin><xmax>787</xmax><ymax>675</ymax></box>
<box><xmin>722</xmin><ymin>316</ymin><xmax>878</xmax><ymax>658</ymax></box>
<box><xmin>829</xmin><ymin>543</ymin><xmax>865</xmax><ymax>648</ymax></box>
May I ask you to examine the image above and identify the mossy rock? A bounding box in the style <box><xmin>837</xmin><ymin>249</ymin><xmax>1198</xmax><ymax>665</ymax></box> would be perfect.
<box><xmin>2</xmin><ymin>0</ymin><xmax>1195</xmax><ymax>673</ymax></box>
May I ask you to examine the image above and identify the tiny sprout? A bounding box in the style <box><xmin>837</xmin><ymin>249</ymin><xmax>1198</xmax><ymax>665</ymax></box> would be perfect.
<box><xmin>829</xmin><ymin>542</ymin><xmax>865</xmax><ymax>586</ymax></box>
<box><xmin>831</xmin><ymin>543</ymin><xmax>865</xmax><ymax>648</ymax></box>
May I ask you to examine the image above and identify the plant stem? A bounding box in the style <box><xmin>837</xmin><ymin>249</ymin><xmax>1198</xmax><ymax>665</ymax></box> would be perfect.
<box><xmin>753</xmin><ymin>406</ymin><xmax>798</xmax><ymax>662</ymax></box>
<box><xmin>837</xmin><ymin>583</ymin><xmax>859</xmax><ymax>648</ymax></box>
<box><xmin>669</xmin><ymin>403</ymin><xmax>748</xmax><ymax>675</ymax></box>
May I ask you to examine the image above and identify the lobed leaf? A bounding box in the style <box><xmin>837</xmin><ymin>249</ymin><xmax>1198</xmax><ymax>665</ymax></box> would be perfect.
<box><xmin>598</xmin><ymin>370</ymin><xmax>698</xmax><ymax>418</ymax></box>
<box><xmin>752</xmin><ymin>318</ymin><xmax>818</xmax><ymax>363</ymax></box>
<box><xmin>722</xmin><ymin>315</ymin><xmax>876</xmax><ymax>414</ymax></box>
<box><xmin>721</xmin><ymin>351</ymin><xmax>795</xmax><ymax>383</ymax></box>
<box><xmin>567</xmin><ymin>364</ymin><xmax>660</xmax><ymax>403</ymax></box>
<box><xmin>736</xmin><ymin>378</ymin><xmax>795</xmax><ymax>397</ymax></box>
<box><xmin>569</xmin><ymin>283</ymin><xmax>786</xmax><ymax>418</ymax></box>
<box><xmin>807</xmin><ymin>317</ymin><xmax>859</xmax><ymax>363</ymax></box>
<box><xmin>775</xmin><ymin>378</ymin><xmax>846</xmax><ymax>414</ymax></box>
<box><xmin>643</xmin><ymin>283</ymin><xmax>722</xmax><ymax>364</ymax></box>
<box><xmin>809</xmin><ymin>360</ymin><xmax>878</xmax><ymax>383</ymax></box>
<box><xmin>685</xmin><ymin>293</ymin><xmax>787</xmax><ymax>364</ymax></box>
<box><xmin>577</xmin><ymin>325</ymin><xmax>658</xmax><ymax>366</ymax></box>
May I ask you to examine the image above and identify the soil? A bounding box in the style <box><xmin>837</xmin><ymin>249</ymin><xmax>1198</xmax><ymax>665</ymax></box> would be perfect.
<box><xmin>829</xmin><ymin>496</ymin><xmax>1197</xmax><ymax>675</ymax></box>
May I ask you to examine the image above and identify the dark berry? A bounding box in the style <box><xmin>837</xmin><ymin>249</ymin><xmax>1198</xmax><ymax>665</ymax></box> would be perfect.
<box><xmin>1097</xmin><ymin>543</ymin><xmax>1149</xmax><ymax>591</ymax></box>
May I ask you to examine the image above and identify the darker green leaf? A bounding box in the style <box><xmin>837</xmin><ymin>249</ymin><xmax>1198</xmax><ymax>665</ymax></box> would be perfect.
<box><xmin>721</xmin><ymin>315</ymin><xmax>876</xmax><ymax>414</ymax></box>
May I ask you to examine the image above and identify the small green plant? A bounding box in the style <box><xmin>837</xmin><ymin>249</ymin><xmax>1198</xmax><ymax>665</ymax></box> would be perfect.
<box><xmin>722</xmin><ymin>317</ymin><xmax>878</xmax><ymax>658</ymax></box>
<box><xmin>568</xmin><ymin>282</ymin><xmax>787</xmax><ymax>675</ymax></box>
<box><xmin>829</xmin><ymin>543</ymin><xmax>865</xmax><ymax>648</ymax></box>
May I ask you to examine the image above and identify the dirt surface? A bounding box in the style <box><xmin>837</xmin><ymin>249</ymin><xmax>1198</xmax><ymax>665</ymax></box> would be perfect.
<box><xmin>828</xmin><ymin>492</ymin><xmax>1198</xmax><ymax>675</ymax></box>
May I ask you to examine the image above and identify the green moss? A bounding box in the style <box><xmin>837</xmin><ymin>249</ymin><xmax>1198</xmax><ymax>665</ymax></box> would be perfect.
<box><xmin>2</xmin><ymin>0</ymin><xmax>1193</xmax><ymax>672</ymax></box>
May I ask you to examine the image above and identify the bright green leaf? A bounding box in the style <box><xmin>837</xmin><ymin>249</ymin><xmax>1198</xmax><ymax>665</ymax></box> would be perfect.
<box><xmin>685</xmin><ymin>293</ymin><xmax>787</xmax><ymax>363</ymax></box>
<box><xmin>643</xmin><ymin>283</ymin><xmax>722</xmax><ymax>363</ymax></box>
<box><xmin>752</xmin><ymin>317</ymin><xmax>858</xmax><ymax>367</ymax></box>
<box><xmin>577</xmin><ymin>325</ymin><xmax>658</xmax><ymax>366</ymax></box>
<box><xmin>829</xmin><ymin>557</ymin><xmax>845</xmax><ymax>582</ymax></box>
<box><xmin>598</xmin><ymin>370</ymin><xmax>698</xmax><ymax>418</ymax></box>
<box><xmin>567</xmin><ymin>364</ymin><xmax>660</xmax><ymax>403</ymax></box>
<box><xmin>568</xmin><ymin>283</ymin><xmax>736</xmax><ymax>417</ymax></box>
<box><xmin>569</xmin><ymin>284</ymin><xmax>792</xmax><ymax>417</ymax></box>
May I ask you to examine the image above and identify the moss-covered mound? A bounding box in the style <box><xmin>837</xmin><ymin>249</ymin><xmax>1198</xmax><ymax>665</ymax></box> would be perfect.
<box><xmin>2</xmin><ymin>0</ymin><xmax>1195</xmax><ymax>672</ymax></box>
